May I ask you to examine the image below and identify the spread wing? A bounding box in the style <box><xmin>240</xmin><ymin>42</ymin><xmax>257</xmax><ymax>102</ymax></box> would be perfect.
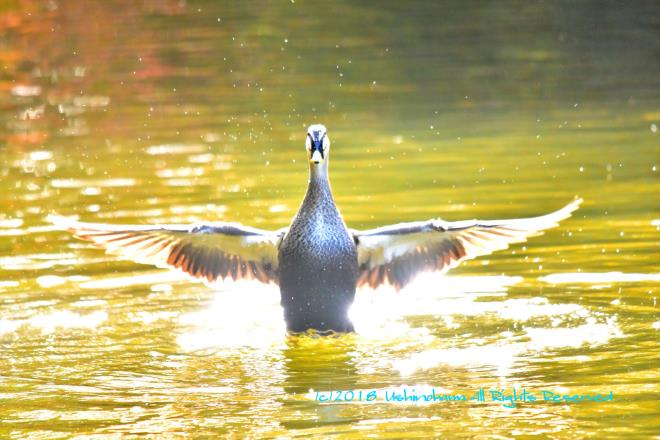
<box><xmin>353</xmin><ymin>198</ymin><xmax>582</xmax><ymax>291</ymax></box>
<box><xmin>48</xmin><ymin>215</ymin><xmax>286</xmax><ymax>285</ymax></box>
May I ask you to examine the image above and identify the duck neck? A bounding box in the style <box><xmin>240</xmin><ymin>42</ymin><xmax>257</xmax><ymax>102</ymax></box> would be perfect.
<box><xmin>305</xmin><ymin>159</ymin><xmax>334</xmax><ymax>204</ymax></box>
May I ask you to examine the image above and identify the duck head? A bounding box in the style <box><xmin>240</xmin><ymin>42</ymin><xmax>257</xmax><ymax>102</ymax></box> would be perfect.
<box><xmin>306</xmin><ymin>124</ymin><xmax>330</xmax><ymax>165</ymax></box>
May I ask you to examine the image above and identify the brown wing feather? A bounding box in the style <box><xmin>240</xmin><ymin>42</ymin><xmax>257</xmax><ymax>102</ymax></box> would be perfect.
<box><xmin>49</xmin><ymin>215</ymin><xmax>284</xmax><ymax>285</ymax></box>
<box><xmin>354</xmin><ymin>198</ymin><xmax>582</xmax><ymax>291</ymax></box>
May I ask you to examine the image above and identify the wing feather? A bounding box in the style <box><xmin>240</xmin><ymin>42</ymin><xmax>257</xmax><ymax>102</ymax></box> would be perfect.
<box><xmin>353</xmin><ymin>198</ymin><xmax>582</xmax><ymax>290</ymax></box>
<box><xmin>48</xmin><ymin>215</ymin><xmax>285</xmax><ymax>285</ymax></box>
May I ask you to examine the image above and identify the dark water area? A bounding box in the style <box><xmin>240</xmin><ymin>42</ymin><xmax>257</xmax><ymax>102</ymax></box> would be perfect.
<box><xmin>0</xmin><ymin>1</ymin><xmax>658</xmax><ymax>438</ymax></box>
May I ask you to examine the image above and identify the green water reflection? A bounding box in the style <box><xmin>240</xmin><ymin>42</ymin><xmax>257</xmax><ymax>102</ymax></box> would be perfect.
<box><xmin>0</xmin><ymin>0</ymin><xmax>658</xmax><ymax>438</ymax></box>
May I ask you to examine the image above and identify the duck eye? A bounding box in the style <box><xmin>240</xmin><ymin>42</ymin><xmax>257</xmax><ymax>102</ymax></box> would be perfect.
<box><xmin>322</xmin><ymin>135</ymin><xmax>330</xmax><ymax>150</ymax></box>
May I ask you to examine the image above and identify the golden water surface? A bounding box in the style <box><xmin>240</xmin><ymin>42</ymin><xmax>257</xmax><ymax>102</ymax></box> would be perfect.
<box><xmin>0</xmin><ymin>1</ymin><xmax>658</xmax><ymax>438</ymax></box>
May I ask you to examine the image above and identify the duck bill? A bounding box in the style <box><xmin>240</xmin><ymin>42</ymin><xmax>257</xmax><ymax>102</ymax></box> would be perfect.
<box><xmin>310</xmin><ymin>150</ymin><xmax>324</xmax><ymax>164</ymax></box>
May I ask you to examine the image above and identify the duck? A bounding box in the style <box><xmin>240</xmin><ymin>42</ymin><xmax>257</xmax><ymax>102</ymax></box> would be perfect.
<box><xmin>49</xmin><ymin>124</ymin><xmax>582</xmax><ymax>334</ymax></box>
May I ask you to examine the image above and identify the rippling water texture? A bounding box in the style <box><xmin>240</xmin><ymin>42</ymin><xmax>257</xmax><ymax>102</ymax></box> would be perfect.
<box><xmin>0</xmin><ymin>1</ymin><xmax>658</xmax><ymax>438</ymax></box>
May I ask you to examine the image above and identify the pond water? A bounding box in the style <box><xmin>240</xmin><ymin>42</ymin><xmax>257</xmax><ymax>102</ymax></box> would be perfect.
<box><xmin>0</xmin><ymin>1</ymin><xmax>658</xmax><ymax>438</ymax></box>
